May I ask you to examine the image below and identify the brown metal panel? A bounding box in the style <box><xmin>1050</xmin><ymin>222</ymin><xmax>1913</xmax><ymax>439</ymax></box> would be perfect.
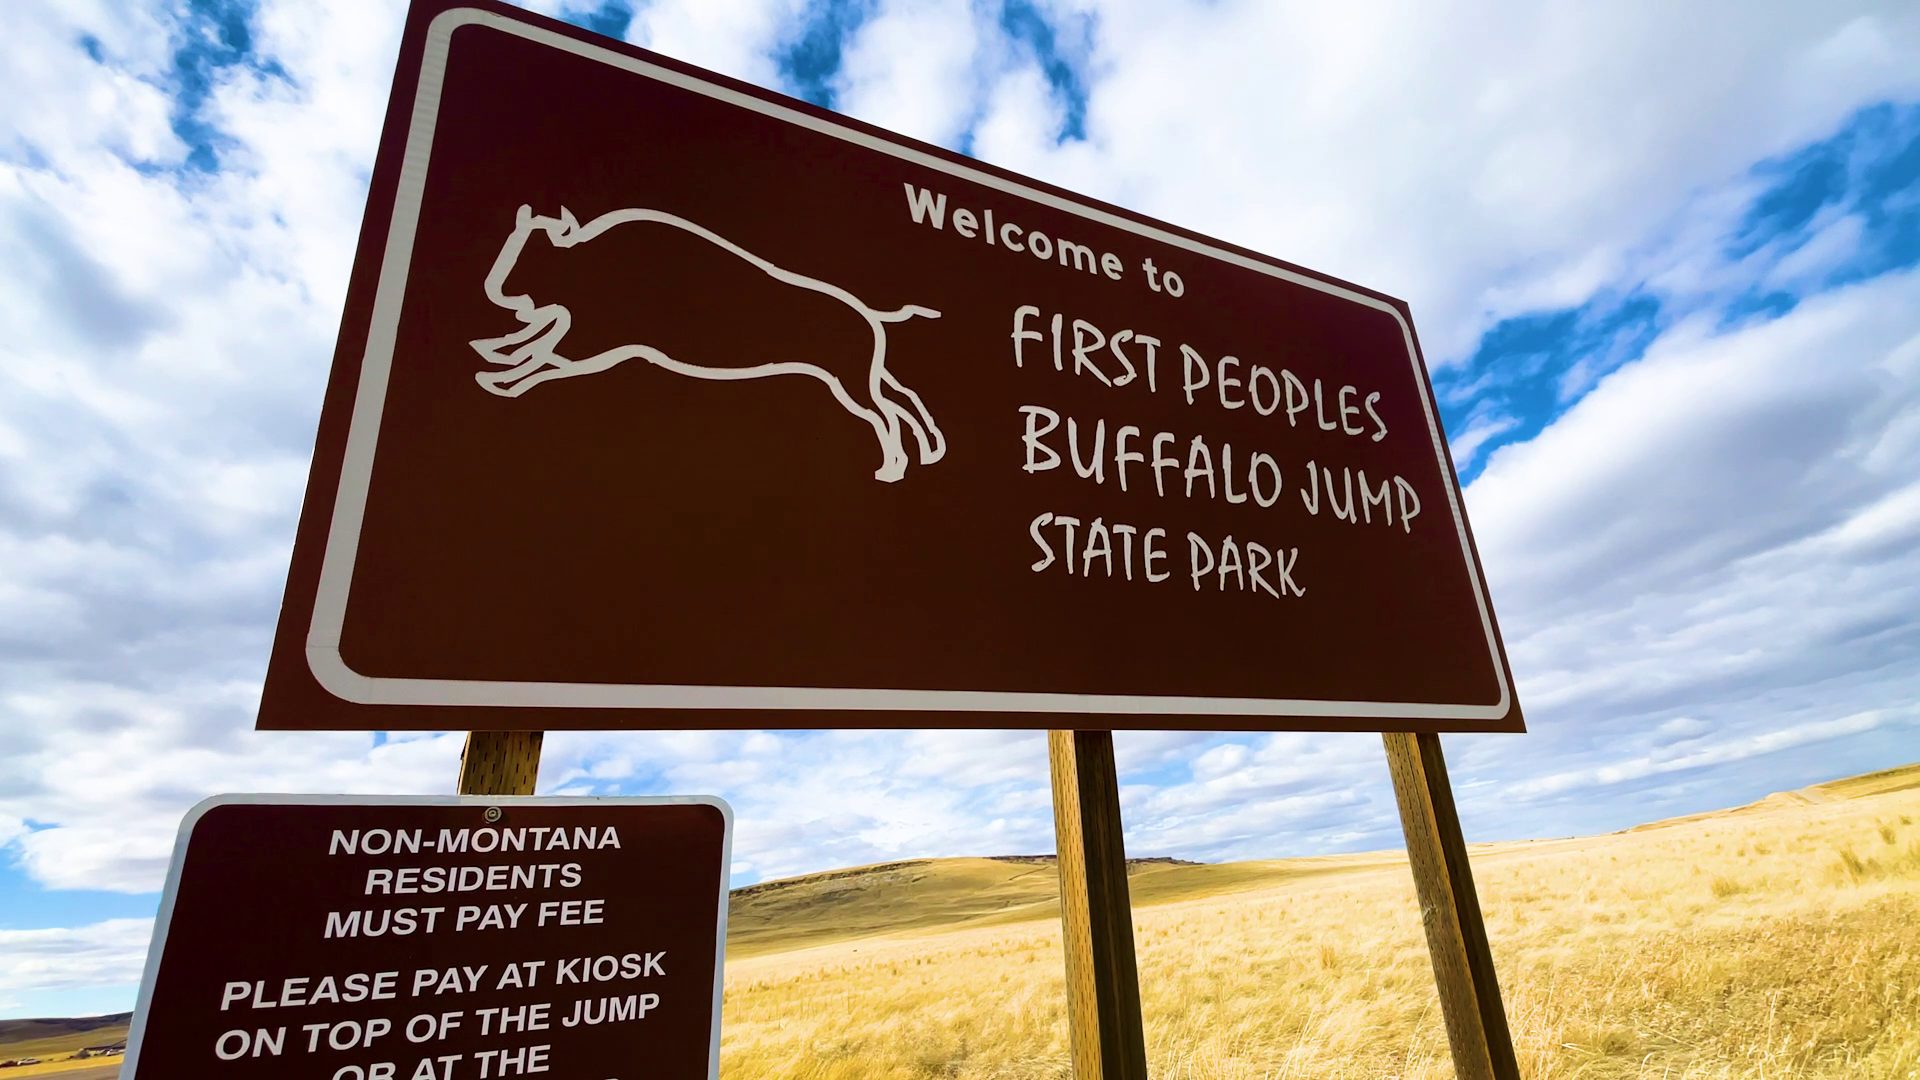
<box><xmin>259</xmin><ymin>0</ymin><xmax>1523</xmax><ymax>732</ymax></box>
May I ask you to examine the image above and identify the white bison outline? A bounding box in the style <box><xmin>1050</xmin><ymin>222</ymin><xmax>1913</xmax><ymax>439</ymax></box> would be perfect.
<box><xmin>469</xmin><ymin>204</ymin><xmax>948</xmax><ymax>482</ymax></box>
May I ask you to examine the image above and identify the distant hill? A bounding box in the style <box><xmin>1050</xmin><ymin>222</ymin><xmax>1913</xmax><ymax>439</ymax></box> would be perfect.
<box><xmin>1811</xmin><ymin>761</ymin><xmax>1920</xmax><ymax>800</ymax></box>
<box><xmin>0</xmin><ymin>1012</ymin><xmax>129</xmax><ymax>1058</ymax></box>
<box><xmin>724</xmin><ymin>759</ymin><xmax>1920</xmax><ymax>958</ymax></box>
<box><xmin>722</xmin><ymin>853</ymin><xmax>1389</xmax><ymax>958</ymax></box>
<box><xmin>715</xmin><ymin>761</ymin><xmax>1920</xmax><ymax>1079</ymax></box>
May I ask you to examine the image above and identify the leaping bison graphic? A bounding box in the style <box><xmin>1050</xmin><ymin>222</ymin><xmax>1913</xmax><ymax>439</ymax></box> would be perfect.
<box><xmin>469</xmin><ymin>204</ymin><xmax>947</xmax><ymax>482</ymax></box>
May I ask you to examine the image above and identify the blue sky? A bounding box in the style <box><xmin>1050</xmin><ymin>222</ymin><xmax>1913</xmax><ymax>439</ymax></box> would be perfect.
<box><xmin>1437</xmin><ymin>100</ymin><xmax>1920</xmax><ymax>483</ymax></box>
<box><xmin>2</xmin><ymin>0</ymin><xmax>1918</xmax><ymax>1019</ymax></box>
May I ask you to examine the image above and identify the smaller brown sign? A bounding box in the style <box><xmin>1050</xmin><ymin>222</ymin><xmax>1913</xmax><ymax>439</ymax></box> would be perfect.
<box><xmin>123</xmin><ymin>795</ymin><xmax>731</xmax><ymax>1080</ymax></box>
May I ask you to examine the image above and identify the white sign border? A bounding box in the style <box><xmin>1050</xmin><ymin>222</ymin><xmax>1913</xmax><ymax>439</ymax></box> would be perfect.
<box><xmin>305</xmin><ymin>6</ymin><xmax>1512</xmax><ymax>724</ymax></box>
<box><xmin>122</xmin><ymin>792</ymin><xmax>734</xmax><ymax>1080</ymax></box>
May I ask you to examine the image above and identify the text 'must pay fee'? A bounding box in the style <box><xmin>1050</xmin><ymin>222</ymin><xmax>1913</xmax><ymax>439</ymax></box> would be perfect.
<box><xmin>210</xmin><ymin>823</ymin><xmax>670</xmax><ymax>1080</ymax></box>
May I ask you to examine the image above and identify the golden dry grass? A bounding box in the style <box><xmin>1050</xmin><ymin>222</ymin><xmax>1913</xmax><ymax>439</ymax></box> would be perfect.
<box><xmin>719</xmin><ymin>765</ymin><xmax>1920</xmax><ymax>1080</ymax></box>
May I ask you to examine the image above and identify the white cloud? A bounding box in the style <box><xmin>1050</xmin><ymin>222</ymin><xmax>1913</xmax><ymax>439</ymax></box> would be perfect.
<box><xmin>833</xmin><ymin>0</ymin><xmax>983</xmax><ymax>147</ymax></box>
<box><xmin>1119</xmin><ymin>731</ymin><xmax>1392</xmax><ymax>858</ymax></box>
<box><xmin>1471</xmin><ymin>268</ymin><xmax>1920</xmax><ymax>677</ymax></box>
<box><xmin>633</xmin><ymin>0</ymin><xmax>805</xmax><ymax>88</ymax></box>
<box><xmin>0</xmin><ymin>918</ymin><xmax>152</xmax><ymax>995</ymax></box>
<box><xmin>1504</xmin><ymin>708</ymin><xmax>1906</xmax><ymax>800</ymax></box>
<box><xmin>0</xmin><ymin>0</ymin><xmax>430</xmax><ymax>900</ymax></box>
<box><xmin>5</xmin><ymin>680</ymin><xmax>464</xmax><ymax>891</ymax></box>
<box><xmin>542</xmin><ymin>728</ymin><xmax>1059</xmax><ymax>882</ymax></box>
<box><xmin>973</xmin><ymin>1</ymin><xmax>1920</xmax><ymax>359</ymax></box>
<box><xmin>1764</xmin><ymin>212</ymin><xmax>1868</xmax><ymax>292</ymax></box>
<box><xmin>1448</xmin><ymin>413</ymin><xmax>1521</xmax><ymax>472</ymax></box>
<box><xmin>1425</xmin><ymin>268</ymin><xmax>1920</xmax><ymax>832</ymax></box>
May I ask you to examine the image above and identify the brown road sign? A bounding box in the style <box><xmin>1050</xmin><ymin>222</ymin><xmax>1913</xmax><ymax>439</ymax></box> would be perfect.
<box><xmin>260</xmin><ymin>0</ymin><xmax>1522</xmax><ymax>732</ymax></box>
<box><xmin>123</xmin><ymin>795</ymin><xmax>731</xmax><ymax>1080</ymax></box>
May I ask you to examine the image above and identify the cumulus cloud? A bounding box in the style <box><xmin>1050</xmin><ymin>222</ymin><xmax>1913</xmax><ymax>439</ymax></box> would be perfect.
<box><xmin>1472</xmin><ymin>269</ymin><xmax>1920</xmax><ymax>702</ymax></box>
<box><xmin>0</xmin><ymin>0</ymin><xmax>420</xmax><ymax>914</ymax></box>
<box><xmin>1502</xmin><ymin>708</ymin><xmax>1903</xmax><ymax>801</ymax></box>
<box><xmin>1425</xmin><ymin>267</ymin><xmax>1920</xmax><ymax>830</ymax></box>
<box><xmin>0</xmin><ymin>918</ymin><xmax>153</xmax><ymax>997</ymax></box>
<box><xmin>541</xmin><ymin>728</ymin><xmax>1057</xmax><ymax>882</ymax></box>
<box><xmin>832</xmin><ymin>0</ymin><xmax>982</xmax><ymax>147</ymax></box>
<box><xmin>973</xmin><ymin>2</ymin><xmax>1920</xmax><ymax>359</ymax></box>
<box><xmin>639</xmin><ymin>0</ymin><xmax>809</xmax><ymax>88</ymax></box>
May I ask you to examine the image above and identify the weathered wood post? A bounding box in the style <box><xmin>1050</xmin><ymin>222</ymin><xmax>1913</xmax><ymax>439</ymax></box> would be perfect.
<box><xmin>457</xmin><ymin>730</ymin><xmax>545</xmax><ymax>796</ymax></box>
<box><xmin>1049</xmin><ymin>729</ymin><xmax>1150</xmax><ymax>1080</ymax></box>
<box><xmin>1383</xmin><ymin>731</ymin><xmax>1520</xmax><ymax>1080</ymax></box>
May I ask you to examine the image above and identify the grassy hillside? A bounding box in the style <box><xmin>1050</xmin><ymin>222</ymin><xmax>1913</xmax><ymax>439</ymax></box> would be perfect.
<box><xmin>0</xmin><ymin>1014</ymin><xmax>127</xmax><ymax>1057</ymax></box>
<box><xmin>725</xmin><ymin>853</ymin><xmax>1402</xmax><ymax>959</ymax></box>
<box><xmin>0</xmin><ymin>1014</ymin><xmax>128</xmax><ymax>1077</ymax></box>
<box><xmin>1812</xmin><ymin>760</ymin><xmax>1920</xmax><ymax>801</ymax></box>
<box><xmin>725</xmin><ymin>764</ymin><xmax>1920</xmax><ymax>958</ymax></box>
<box><xmin>721</xmin><ymin>763</ymin><xmax>1920</xmax><ymax>1080</ymax></box>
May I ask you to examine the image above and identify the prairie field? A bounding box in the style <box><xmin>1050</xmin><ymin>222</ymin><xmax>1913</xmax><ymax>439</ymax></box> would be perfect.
<box><xmin>719</xmin><ymin>764</ymin><xmax>1920</xmax><ymax>1080</ymax></box>
<box><xmin>0</xmin><ymin>1013</ymin><xmax>128</xmax><ymax>1076</ymax></box>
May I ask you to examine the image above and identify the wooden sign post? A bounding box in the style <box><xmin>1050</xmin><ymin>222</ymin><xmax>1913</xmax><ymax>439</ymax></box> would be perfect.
<box><xmin>1384</xmin><ymin>732</ymin><xmax>1521</xmax><ymax>1080</ymax></box>
<box><xmin>456</xmin><ymin>729</ymin><xmax>545</xmax><ymax>796</ymax></box>
<box><xmin>1049</xmin><ymin>730</ymin><xmax>1149</xmax><ymax>1080</ymax></box>
<box><xmin>1051</xmin><ymin>730</ymin><xmax>1520</xmax><ymax>1080</ymax></box>
<box><xmin>256</xmin><ymin>4</ymin><xmax>1531</xmax><ymax>1077</ymax></box>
